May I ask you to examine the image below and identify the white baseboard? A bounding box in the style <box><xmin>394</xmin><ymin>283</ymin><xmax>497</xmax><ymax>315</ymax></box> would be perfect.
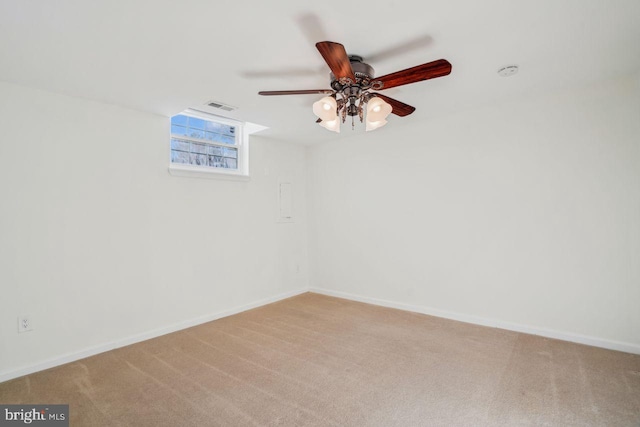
<box><xmin>0</xmin><ymin>288</ymin><xmax>308</xmax><ymax>383</ymax></box>
<box><xmin>4</xmin><ymin>286</ymin><xmax>637</xmax><ymax>383</ymax></box>
<box><xmin>309</xmin><ymin>287</ymin><xmax>640</xmax><ymax>355</ymax></box>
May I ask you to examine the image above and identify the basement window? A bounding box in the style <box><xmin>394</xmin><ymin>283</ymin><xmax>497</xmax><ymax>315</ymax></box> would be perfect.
<box><xmin>169</xmin><ymin>110</ymin><xmax>249</xmax><ymax>179</ymax></box>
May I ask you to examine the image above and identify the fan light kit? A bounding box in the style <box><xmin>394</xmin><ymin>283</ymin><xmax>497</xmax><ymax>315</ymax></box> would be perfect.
<box><xmin>259</xmin><ymin>41</ymin><xmax>452</xmax><ymax>133</ymax></box>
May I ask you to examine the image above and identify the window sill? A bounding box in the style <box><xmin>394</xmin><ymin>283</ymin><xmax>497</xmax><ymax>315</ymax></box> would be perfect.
<box><xmin>168</xmin><ymin>165</ymin><xmax>250</xmax><ymax>181</ymax></box>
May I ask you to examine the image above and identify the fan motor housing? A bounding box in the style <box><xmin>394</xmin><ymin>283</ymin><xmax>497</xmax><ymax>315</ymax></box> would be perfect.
<box><xmin>330</xmin><ymin>55</ymin><xmax>374</xmax><ymax>90</ymax></box>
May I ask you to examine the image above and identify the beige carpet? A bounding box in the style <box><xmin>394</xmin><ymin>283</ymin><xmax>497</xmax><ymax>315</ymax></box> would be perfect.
<box><xmin>1</xmin><ymin>292</ymin><xmax>639</xmax><ymax>426</ymax></box>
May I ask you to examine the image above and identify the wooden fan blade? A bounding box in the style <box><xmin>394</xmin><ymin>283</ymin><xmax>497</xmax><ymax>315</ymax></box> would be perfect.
<box><xmin>376</xmin><ymin>59</ymin><xmax>451</xmax><ymax>90</ymax></box>
<box><xmin>372</xmin><ymin>94</ymin><xmax>416</xmax><ymax>117</ymax></box>
<box><xmin>259</xmin><ymin>89</ymin><xmax>334</xmax><ymax>96</ymax></box>
<box><xmin>316</xmin><ymin>41</ymin><xmax>356</xmax><ymax>82</ymax></box>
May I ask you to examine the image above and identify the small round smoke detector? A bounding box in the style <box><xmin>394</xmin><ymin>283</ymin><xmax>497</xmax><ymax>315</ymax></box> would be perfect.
<box><xmin>498</xmin><ymin>65</ymin><xmax>519</xmax><ymax>77</ymax></box>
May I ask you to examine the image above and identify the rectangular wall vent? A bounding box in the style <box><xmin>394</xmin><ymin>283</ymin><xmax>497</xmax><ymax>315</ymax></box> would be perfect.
<box><xmin>206</xmin><ymin>101</ymin><xmax>237</xmax><ymax>112</ymax></box>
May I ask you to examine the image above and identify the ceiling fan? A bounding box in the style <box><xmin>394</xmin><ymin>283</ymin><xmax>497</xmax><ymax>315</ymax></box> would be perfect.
<box><xmin>258</xmin><ymin>41</ymin><xmax>452</xmax><ymax>132</ymax></box>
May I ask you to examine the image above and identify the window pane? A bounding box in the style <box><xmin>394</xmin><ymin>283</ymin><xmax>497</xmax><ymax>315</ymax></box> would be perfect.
<box><xmin>188</xmin><ymin>117</ymin><xmax>206</xmax><ymax>131</ymax></box>
<box><xmin>224</xmin><ymin>158</ymin><xmax>238</xmax><ymax>169</ymax></box>
<box><xmin>188</xmin><ymin>129</ymin><xmax>205</xmax><ymax>139</ymax></box>
<box><xmin>190</xmin><ymin>153</ymin><xmax>208</xmax><ymax>166</ymax></box>
<box><xmin>191</xmin><ymin>142</ymin><xmax>207</xmax><ymax>154</ymax></box>
<box><xmin>207</xmin><ymin>133</ymin><xmax>222</xmax><ymax>144</ymax></box>
<box><xmin>171</xmin><ymin>115</ymin><xmax>237</xmax><ymax>144</ymax></box>
<box><xmin>209</xmin><ymin>155</ymin><xmax>224</xmax><ymax>167</ymax></box>
<box><xmin>207</xmin><ymin>133</ymin><xmax>235</xmax><ymax>145</ymax></box>
<box><xmin>171</xmin><ymin>115</ymin><xmax>188</xmax><ymax>126</ymax></box>
<box><xmin>223</xmin><ymin>147</ymin><xmax>237</xmax><ymax>158</ymax></box>
<box><xmin>171</xmin><ymin>139</ymin><xmax>189</xmax><ymax>151</ymax></box>
<box><xmin>208</xmin><ymin>146</ymin><xmax>223</xmax><ymax>155</ymax></box>
<box><xmin>220</xmin><ymin>135</ymin><xmax>235</xmax><ymax>145</ymax></box>
<box><xmin>171</xmin><ymin>150</ymin><xmax>189</xmax><ymax>164</ymax></box>
<box><xmin>205</xmin><ymin>121</ymin><xmax>221</xmax><ymax>133</ymax></box>
<box><xmin>171</xmin><ymin>124</ymin><xmax>188</xmax><ymax>136</ymax></box>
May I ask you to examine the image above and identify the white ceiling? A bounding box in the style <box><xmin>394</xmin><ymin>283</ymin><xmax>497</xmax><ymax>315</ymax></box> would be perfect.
<box><xmin>1</xmin><ymin>0</ymin><xmax>639</xmax><ymax>144</ymax></box>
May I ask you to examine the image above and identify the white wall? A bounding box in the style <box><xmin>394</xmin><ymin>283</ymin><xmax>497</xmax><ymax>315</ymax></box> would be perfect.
<box><xmin>0</xmin><ymin>82</ymin><xmax>309</xmax><ymax>379</ymax></box>
<box><xmin>307</xmin><ymin>75</ymin><xmax>640</xmax><ymax>351</ymax></box>
<box><xmin>1</xmin><ymin>73</ymin><xmax>638</xmax><ymax>381</ymax></box>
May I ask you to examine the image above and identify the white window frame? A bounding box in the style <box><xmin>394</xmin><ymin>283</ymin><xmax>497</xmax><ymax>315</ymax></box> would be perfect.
<box><xmin>168</xmin><ymin>109</ymin><xmax>250</xmax><ymax>180</ymax></box>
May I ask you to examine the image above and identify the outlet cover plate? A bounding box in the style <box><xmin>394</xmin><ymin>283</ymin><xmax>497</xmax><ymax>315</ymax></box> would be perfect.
<box><xmin>18</xmin><ymin>315</ymin><xmax>33</xmax><ymax>333</ymax></box>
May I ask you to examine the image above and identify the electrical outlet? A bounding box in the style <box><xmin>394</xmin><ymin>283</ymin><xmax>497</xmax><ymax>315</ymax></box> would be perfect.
<box><xmin>18</xmin><ymin>315</ymin><xmax>33</xmax><ymax>333</ymax></box>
